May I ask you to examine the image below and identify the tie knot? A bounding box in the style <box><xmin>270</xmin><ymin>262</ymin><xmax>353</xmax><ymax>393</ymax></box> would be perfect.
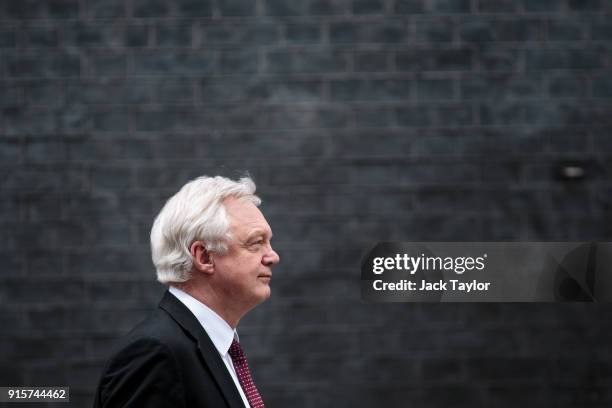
<box><xmin>229</xmin><ymin>339</ymin><xmax>244</xmax><ymax>361</ymax></box>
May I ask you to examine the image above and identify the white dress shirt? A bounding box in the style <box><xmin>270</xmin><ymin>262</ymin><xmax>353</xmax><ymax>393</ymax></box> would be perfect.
<box><xmin>169</xmin><ymin>286</ymin><xmax>250</xmax><ymax>408</ymax></box>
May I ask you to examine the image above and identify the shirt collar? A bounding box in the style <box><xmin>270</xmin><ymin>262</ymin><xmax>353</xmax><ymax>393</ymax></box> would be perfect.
<box><xmin>168</xmin><ymin>286</ymin><xmax>237</xmax><ymax>356</ymax></box>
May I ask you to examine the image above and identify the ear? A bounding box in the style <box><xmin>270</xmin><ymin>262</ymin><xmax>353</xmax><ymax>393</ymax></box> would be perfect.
<box><xmin>190</xmin><ymin>241</ymin><xmax>214</xmax><ymax>275</ymax></box>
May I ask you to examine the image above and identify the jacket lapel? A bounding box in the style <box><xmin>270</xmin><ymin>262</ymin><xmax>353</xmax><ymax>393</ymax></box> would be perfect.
<box><xmin>159</xmin><ymin>290</ymin><xmax>246</xmax><ymax>408</ymax></box>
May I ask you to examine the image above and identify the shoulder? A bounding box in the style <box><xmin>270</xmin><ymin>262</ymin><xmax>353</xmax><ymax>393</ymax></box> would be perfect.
<box><xmin>95</xmin><ymin>310</ymin><xmax>189</xmax><ymax>407</ymax></box>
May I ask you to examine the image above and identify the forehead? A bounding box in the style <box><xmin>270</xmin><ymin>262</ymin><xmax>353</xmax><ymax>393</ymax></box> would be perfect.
<box><xmin>223</xmin><ymin>197</ymin><xmax>271</xmax><ymax>237</ymax></box>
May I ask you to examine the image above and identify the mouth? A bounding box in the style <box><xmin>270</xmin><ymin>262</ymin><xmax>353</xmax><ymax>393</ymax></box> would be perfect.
<box><xmin>258</xmin><ymin>274</ymin><xmax>272</xmax><ymax>280</ymax></box>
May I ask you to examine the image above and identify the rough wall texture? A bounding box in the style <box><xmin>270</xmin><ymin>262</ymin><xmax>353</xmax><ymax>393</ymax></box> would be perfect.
<box><xmin>1</xmin><ymin>0</ymin><xmax>612</xmax><ymax>406</ymax></box>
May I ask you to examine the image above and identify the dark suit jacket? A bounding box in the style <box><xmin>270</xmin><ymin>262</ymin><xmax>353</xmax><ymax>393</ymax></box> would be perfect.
<box><xmin>93</xmin><ymin>290</ymin><xmax>247</xmax><ymax>408</ymax></box>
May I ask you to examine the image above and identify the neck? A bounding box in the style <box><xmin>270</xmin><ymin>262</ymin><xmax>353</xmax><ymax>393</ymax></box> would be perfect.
<box><xmin>172</xmin><ymin>281</ymin><xmax>246</xmax><ymax>328</ymax></box>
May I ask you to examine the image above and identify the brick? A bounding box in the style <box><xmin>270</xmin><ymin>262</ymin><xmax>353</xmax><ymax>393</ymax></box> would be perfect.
<box><xmin>58</xmin><ymin>104</ymin><xmax>91</xmax><ymax>133</ymax></box>
<box><xmin>396</xmin><ymin>105</ymin><xmax>433</xmax><ymax>126</ymax></box>
<box><xmin>477</xmin><ymin>46</ymin><xmax>520</xmax><ymax>71</ymax></box>
<box><xmin>200</xmin><ymin>78</ymin><xmax>257</xmax><ymax>103</ymax></box>
<box><xmin>286</xmin><ymin>23</ymin><xmax>321</xmax><ymax>43</ymax></box>
<box><xmin>496</xmin><ymin>19</ymin><xmax>543</xmax><ymax>41</ymax></box>
<box><xmin>91</xmin><ymin>166</ymin><xmax>133</xmax><ymax>190</ymax></box>
<box><xmin>243</xmin><ymin>24</ymin><xmax>280</xmax><ymax>44</ymax></box>
<box><xmin>548</xmin><ymin>75</ymin><xmax>588</xmax><ymax>97</ymax></box>
<box><xmin>352</xmin><ymin>0</ymin><xmax>384</xmax><ymax>14</ymax></box>
<box><xmin>416</xmin><ymin>18</ymin><xmax>455</xmax><ymax>42</ymax></box>
<box><xmin>308</xmin><ymin>0</ymin><xmax>347</xmax><ymax>15</ymax></box>
<box><xmin>71</xmin><ymin>137</ymin><xmax>154</xmax><ymax>161</ymax></box>
<box><xmin>354</xmin><ymin>50</ymin><xmax>389</xmax><ymax>71</ymax></box>
<box><xmin>398</xmin><ymin>47</ymin><xmax>472</xmax><ymax>71</ymax></box>
<box><xmin>92</xmin><ymin>110</ymin><xmax>129</xmax><ymax>132</ymax></box>
<box><xmin>545</xmin><ymin>129</ymin><xmax>590</xmax><ymax>154</ymax></box>
<box><xmin>269</xmin><ymin>165</ymin><xmax>348</xmax><ymax>186</ymax></box>
<box><xmin>5</xmin><ymin>276</ymin><xmax>87</xmax><ymax>304</ymax></box>
<box><xmin>205</xmin><ymin>24</ymin><xmax>278</xmax><ymax>45</ymax></box>
<box><xmin>480</xmin><ymin>103</ymin><xmax>524</xmax><ymax>125</ymax></box>
<box><xmin>25</xmin><ymin>141</ymin><xmax>66</xmax><ymax>163</ymax></box>
<box><xmin>0</xmin><ymin>82</ymin><xmax>20</xmax><ymax>107</ymax></box>
<box><xmin>219</xmin><ymin>0</ymin><xmax>255</xmax><ymax>16</ymax></box>
<box><xmin>354</xmin><ymin>106</ymin><xmax>394</xmax><ymax>127</ymax></box>
<box><xmin>66</xmin><ymin>250</ymin><xmax>151</xmax><ymax>276</ymax></box>
<box><xmin>592</xmin><ymin>75</ymin><xmax>612</xmax><ymax>98</ymax></box>
<box><xmin>462</xmin><ymin>18</ymin><xmax>542</xmax><ymax>42</ymax></box>
<box><xmin>156</xmin><ymin>23</ymin><xmax>192</xmax><ymax>47</ymax></box>
<box><xmin>470</xmin><ymin>357</ymin><xmax>552</xmax><ymax>380</ymax></box>
<box><xmin>21</xmin><ymin>193</ymin><xmax>61</xmax><ymax>223</ymax></box>
<box><xmin>51</xmin><ymin>51</ymin><xmax>81</xmax><ymax>77</ymax></box>
<box><xmin>47</xmin><ymin>0</ymin><xmax>80</xmax><ymax>18</ymax></box>
<box><xmin>175</xmin><ymin>0</ymin><xmax>212</xmax><ymax>17</ymax></box>
<box><xmin>156</xmin><ymin>77</ymin><xmax>193</xmax><ymax>104</ymax></box>
<box><xmin>0</xmin><ymin>140</ymin><xmax>21</xmax><ymax>164</ymax></box>
<box><xmin>326</xmin><ymin>130</ymin><xmax>412</xmax><ymax>158</ymax></box>
<box><xmin>195</xmin><ymin>106</ymin><xmax>266</xmax><ymax>130</ymax></box>
<box><xmin>266</xmin><ymin>49</ymin><xmax>347</xmax><ymax>73</ymax></box>
<box><xmin>64</xmin><ymin>23</ymin><xmax>112</xmax><ymax>47</ymax></box>
<box><xmin>86</xmin><ymin>51</ymin><xmax>126</xmax><ymax>77</ymax></box>
<box><xmin>417</xmin><ymin>78</ymin><xmax>454</xmax><ymax>100</ymax></box>
<box><xmin>125</xmin><ymin>24</ymin><xmax>149</xmax><ymax>47</ymax></box>
<box><xmin>331</xmin><ymin>21</ymin><xmax>407</xmax><ymax>43</ymax></box>
<box><xmin>202</xmin><ymin>25</ymin><xmax>234</xmax><ymax>43</ymax></box>
<box><xmin>547</xmin><ymin>19</ymin><xmax>585</xmax><ymax>41</ymax></box>
<box><xmin>85</xmin><ymin>0</ymin><xmax>125</xmax><ymax>18</ymax></box>
<box><xmin>267</xmin><ymin>106</ymin><xmax>349</xmax><ymax>129</ymax></box>
<box><xmin>395</xmin><ymin>0</ymin><xmax>426</xmax><ymax>14</ymax></box>
<box><xmin>6</xmin><ymin>166</ymin><xmax>88</xmax><ymax>191</ymax></box>
<box><xmin>592</xmin><ymin>21</ymin><xmax>612</xmax><ymax>40</ymax></box>
<box><xmin>568</xmin><ymin>0</ymin><xmax>600</xmax><ymax>11</ymax></box>
<box><xmin>477</xmin><ymin>0</ymin><xmax>517</xmax><ymax>12</ymax></box>
<box><xmin>0</xmin><ymin>28</ymin><xmax>16</xmax><ymax>48</ymax></box>
<box><xmin>219</xmin><ymin>49</ymin><xmax>258</xmax><ymax>74</ymax></box>
<box><xmin>265</xmin><ymin>0</ymin><xmax>305</xmax><ymax>16</ymax></box>
<box><xmin>4</xmin><ymin>0</ymin><xmax>45</xmax><ymax>18</ymax></box>
<box><xmin>437</xmin><ymin>104</ymin><xmax>472</xmax><ymax>125</ymax></box>
<box><xmin>523</xmin><ymin>100</ymin><xmax>565</xmax><ymax>127</ymax></box>
<box><xmin>523</xmin><ymin>0</ymin><xmax>562</xmax><ymax>12</ymax></box>
<box><xmin>66</xmin><ymin>78</ymin><xmax>153</xmax><ymax>105</ymax></box>
<box><xmin>25</xmin><ymin>26</ymin><xmax>59</xmax><ymax>48</ymax></box>
<box><xmin>460</xmin><ymin>75</ymin><xmax>538</xmax><ymax>100</ymax></box>
<box><xmin>433</xmin><ymin>0</ymin><xmax>470</xmax><ymax>13</ymax></box>
<box><xmin>5</xmin><ymin>54</ymin><xmax>46</xmax><ymax>78</ymax></box>
<box><xmin>133</xmin><ymin>108</ymin><xmax>203</xmax><ymax>132</ymax></box>
<box><xmin>133</xmin><ymin>51</ymin><xmax>215</xmax><ymax>75</ymax></box>
<box><xmin>135</xmin><ymin>166</ymin><xmax>205</xmax><ymax>190</ymax></box>
<box><xmin>568</xmin><ymin>48</ymin><xmax>603</xmax><ymax>69</ymax></box>
<box><xmin>264</xmin><ymin>79</ymin><xmax>323</xmax><ymax>102</ymax></box>
<box><xmin>133</xmin><ymin>0</ymin><xmax>170</xmax><ymax>18</ymax></box>
<box><xmin>423</xmin><ymin>386</ymin><xmax>481</xmax><ymax>406</ymax></box>
<box><xmin>4</xmin><ymin>0</ymin><xmax>78</xmax><ymax>19</ymax></box>
<box><xmin>3</xmin><ymin>107</ymin><xmax>58</xmax><ymax>136</ymax></box>
<box><xmin>460</xmin><ymin>18</ymin><xmax>495</xmax><ymax>42</ymax></box>
<box><xmin>331</xmin><ymin>79</ymin><xmax>412</xmax><ymax>101</ymax></box>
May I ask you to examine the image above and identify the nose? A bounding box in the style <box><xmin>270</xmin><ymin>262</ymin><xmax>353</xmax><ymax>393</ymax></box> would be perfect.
<box><xmin>263</xmin><ymin>246</ymin><xmax>280</xmax><ymax>266</ymax></box>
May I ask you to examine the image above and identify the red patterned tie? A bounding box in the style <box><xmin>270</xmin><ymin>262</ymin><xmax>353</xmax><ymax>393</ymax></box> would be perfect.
<box><xmin>228</xmin><ymin>339</ymin><xmax>265</xmax><ymax>408</ymax></box>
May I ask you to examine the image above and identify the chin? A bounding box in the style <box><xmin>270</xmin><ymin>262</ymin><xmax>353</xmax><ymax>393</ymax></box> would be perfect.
<box><xmin>257</xmin><ymin>286</ymin><xmax>271</xmax><ymax>302</ymax></box>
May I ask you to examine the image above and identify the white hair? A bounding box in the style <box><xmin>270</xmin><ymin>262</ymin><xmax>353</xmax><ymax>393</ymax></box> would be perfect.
<box><xmin>150</xmin><ymin>175</ymin><xmax>261</xmax><ymax>284</ymax></box>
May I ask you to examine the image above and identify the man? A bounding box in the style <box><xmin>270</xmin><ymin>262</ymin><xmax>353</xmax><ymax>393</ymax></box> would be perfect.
<box><xmin>94</xmin><ymin>175</ymin><xmax>280</xmax><ymax>408</ymax></box>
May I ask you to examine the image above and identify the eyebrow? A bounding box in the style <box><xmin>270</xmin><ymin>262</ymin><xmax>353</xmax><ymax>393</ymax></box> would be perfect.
<box><xmin>245</xmin><ymin>229</ymin><xmax>272</xmax><ymax>241</ymax></box>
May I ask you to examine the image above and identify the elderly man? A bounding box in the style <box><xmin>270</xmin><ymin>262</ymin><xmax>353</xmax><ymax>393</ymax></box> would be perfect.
<box><xmin>94</xmin><ymin>176</ymin><xmax>280</xmax><ymax>408</ymax></box>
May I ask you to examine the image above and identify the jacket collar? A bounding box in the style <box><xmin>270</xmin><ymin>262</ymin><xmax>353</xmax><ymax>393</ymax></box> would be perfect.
<box><xmin>159</xmin><ymin>290</ymin><xmax>245</xmax><ymax>408</ymax></box>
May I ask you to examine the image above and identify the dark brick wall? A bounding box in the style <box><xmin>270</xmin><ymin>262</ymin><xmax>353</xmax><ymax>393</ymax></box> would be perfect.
<box><xmin>1</xmin><ymin>0</ymin><xmax>612</xmax><ymax>406</ymax></box>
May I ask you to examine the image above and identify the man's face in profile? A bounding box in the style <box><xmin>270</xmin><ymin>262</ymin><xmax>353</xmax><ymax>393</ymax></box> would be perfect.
<box><xmin>212</xmin><ymin>197</ymin><xmax>280</xmax><ymax>309</ymax></box>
